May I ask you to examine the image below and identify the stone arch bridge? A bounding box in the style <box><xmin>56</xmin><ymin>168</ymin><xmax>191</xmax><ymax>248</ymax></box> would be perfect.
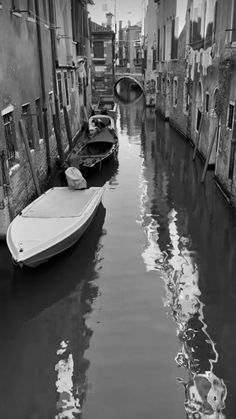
<box><xmin>114</xmin><ymin>73</ymin><xmax>144</xmax><ymax>92</ymax></box>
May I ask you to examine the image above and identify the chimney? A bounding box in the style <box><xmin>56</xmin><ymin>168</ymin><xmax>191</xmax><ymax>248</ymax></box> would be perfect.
<box><xmin>106</xmin><ymin>12</ymin><xmax>113</xmax><ymax>29</ymax></box>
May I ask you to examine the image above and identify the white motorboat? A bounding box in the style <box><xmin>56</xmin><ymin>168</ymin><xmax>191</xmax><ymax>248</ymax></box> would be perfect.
<box><xmin>6</xmin><ymin>185</ymin><xmax>105</xmax><ymax>268</ymax></box>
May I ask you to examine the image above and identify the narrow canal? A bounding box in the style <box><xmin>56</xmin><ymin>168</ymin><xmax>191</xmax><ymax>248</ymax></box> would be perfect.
<box><xmin>0</xmin><ymin>99</ymin><xmax>236</xmax><ymax>418</ymax></box>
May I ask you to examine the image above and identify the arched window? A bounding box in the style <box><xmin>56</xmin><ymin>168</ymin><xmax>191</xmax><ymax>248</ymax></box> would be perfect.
<box><xmin>173</xmin><ymin>77</ymin><xmax>178</xmax><ymax>107</ymax></box>
<box><xmin>183</xmin><ymin>78</ymin><xmax>190</xmax><ymax>113</ymax></box>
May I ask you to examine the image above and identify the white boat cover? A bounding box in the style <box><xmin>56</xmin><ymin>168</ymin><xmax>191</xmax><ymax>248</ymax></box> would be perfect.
<box><xmin>22</xmin><ymin>187</ymin><xmax>97</xmax><ymax>218</ymax></box>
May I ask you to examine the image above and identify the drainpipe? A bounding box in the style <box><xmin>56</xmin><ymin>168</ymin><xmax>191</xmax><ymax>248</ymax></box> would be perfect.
<box><xmin>34</xmin><ymin>0</ymin><xmax>51</xmax><ymax>172</ymax></box>
<box><xmin>48</xmin><ymin>0</ymin><xmax>65</xmax><ymax>165</ymax></box>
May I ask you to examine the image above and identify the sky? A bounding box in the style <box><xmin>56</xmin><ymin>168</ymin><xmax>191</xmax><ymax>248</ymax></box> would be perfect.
<box><xmin>88</xmin><ymin>0</ymin><xmax>143</xmax><ymax>28</ymax></box>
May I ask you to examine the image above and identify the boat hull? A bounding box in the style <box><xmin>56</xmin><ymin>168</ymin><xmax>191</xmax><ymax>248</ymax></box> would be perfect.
<box><xmin>67</xmin><ymin>125</ymin><xmax>118</xmax><ymax>176</ymax></box>
<box><xmin>7</xmin><ymin>186</ymin><xmax>105</xmax><ymax>268</ymax></box>
<box><xmin>17</xmin><ymin>204</ymin><xmax>100</xmax><ymax>267</ymax></box>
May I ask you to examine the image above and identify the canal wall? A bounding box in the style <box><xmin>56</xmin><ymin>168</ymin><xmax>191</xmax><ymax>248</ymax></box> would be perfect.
<box><xmin>144</xmin><ymin>0</ymin><xmax>236</xmax><ymax>213</ymax></box>
<box><xmin>0</xmin><ymin>0</ymin><xmax>92</xmax><ymax>236</ymax></box>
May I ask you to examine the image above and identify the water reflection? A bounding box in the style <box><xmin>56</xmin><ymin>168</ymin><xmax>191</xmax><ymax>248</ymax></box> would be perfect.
<box><xmin>86</xmin><ymin>158</ymin><xmax>119</xmax><ymax>189</ymax></box>
<box><xmin>114</xmin><ymin>78</ymin><xmax>143</xmax><ymax>105</ymax></box>
<box><xmin>55</xmin><ymin>341</ymin><xmax>82</xmax><ymax>418</ymax></box>
<box><xmin>139</xmin><ymin>108</ymin><xmax>229</xmax><ymax>418</ymax></box>
<box><xmin>0</xmin><ymin>203</ymin><xmax>106</xmax><ymax>419</ymax></box>
<box><xmin>119</xmin><ymin>98</ymin><xmax>145</xmax><ymax>143</ymax></box>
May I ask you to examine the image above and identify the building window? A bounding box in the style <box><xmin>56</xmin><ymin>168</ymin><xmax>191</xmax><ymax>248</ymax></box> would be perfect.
<box><xmin>183</xmin><ymin>79</ymin><xmax>189</xmax><ymax>113</ymax></box>
<box><xmin>76</xmin><ymin>42</ymin><xmax>83</xmax><ymax>57</ymax></box>
<box><xmin>171</xmin><ymin>18</ymin><xmax>178</xmax><ymax>59</ymax></box>
<box><xmin>157</xmin><ymin>28</ymin><xmax>160</xmax><ymax>61</ymax></box>
<box><xmin>27</xmin><ymin>0</ymin><xmax>35</xmax><ymax>17</ymax></box>
<box><xmin>205</xmin><ymin>92</ymin><xmax>209</xmax><ymax>113</ymax></box>
<box><xmin>71</xmin><ymin>70</ymin><xmax>75</xmax><ymax>89</ymax></box>
<box><xmin>163</xmin><ymin>25</ymin><xmax>166</xmax><ymax>60</ymax></box>
<box><xmin>93</xmin><ymin>41</ymin><xmax>104</xmax><ymax>58</ymax></box>
<box><xmin>35</xmin><ymin>98</ymin><xmax>43</xmax><ymax>139</ymax></box>
<box><xmin>227</xmin><ymin>103</ymin><xmax>235</xmax><ymax>129</ymax></box>
<box><xmin>173</xmin><ymin>77</ymin><xmax>178</xmax><ymax>107</ymax></box>
<box><xmin>57</xmin><ymin>72</ymin><xmax>63</xmax><ymax>110</ymax></box>
<box><xmin>22</xmin><ymin>104</ymin><xmax>34</xmax><ymax>149</ymax></box>
<box><xmin>152</xmin><ymin>48</ymin><xmax>156</xmax><ymax>71</ymax></box>
<box><xmin>64</xmin><ymin>71</ymin><xmax>70</xmax><ymax>106</ymax></box>
<box><xmin>213</xmin><ymin>1</ymin><xmax>218</xmax><ymax>43</ymax></box>
<box><xmin>196</xmin><ymin>109</ymin><xmax>202</xmax><ymax>132</ymax></box>
<box><xmin>3</xmin><ymin>112</ymin><xmax>17</xmax><ymax>166</ymax></box>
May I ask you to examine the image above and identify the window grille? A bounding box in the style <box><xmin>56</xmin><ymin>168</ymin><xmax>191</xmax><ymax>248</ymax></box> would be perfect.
<box><xmin>22</xmin><ymin>104</ymin><xmax>34</xmax><ymax>149</ymax></box>
<box><xmin>173</xmin><ymin>78</ymin><xmax>178</xmax><ymax>107</ymax></box>
<box><xmin>35</xmin><ymin>98</ymin><xmax>43</xmax><ymax>139</ymax></box>
<box><xmin>71</xmin><ymin>70</ymin><xmax>75</xmax><ymax>89</ymax></box>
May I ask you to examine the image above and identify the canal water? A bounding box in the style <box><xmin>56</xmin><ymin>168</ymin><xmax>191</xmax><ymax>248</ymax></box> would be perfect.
<box><xmin>0</xmin><ymin>99</ymin><xmax>236</xmax><ymax>418</ymax></box>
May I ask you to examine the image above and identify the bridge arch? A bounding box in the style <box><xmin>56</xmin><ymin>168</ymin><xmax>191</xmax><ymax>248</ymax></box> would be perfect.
<box><xmin>114</xmin><ymin>74</ymin><xmax>144</xmax><ymax>94</ymax></box>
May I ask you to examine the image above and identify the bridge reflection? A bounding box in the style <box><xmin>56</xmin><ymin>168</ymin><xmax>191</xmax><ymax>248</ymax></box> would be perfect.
<box><xmin>114</xmin><ymin>75</ymin><xmax>143</xmax><ymax>104</ymax></box>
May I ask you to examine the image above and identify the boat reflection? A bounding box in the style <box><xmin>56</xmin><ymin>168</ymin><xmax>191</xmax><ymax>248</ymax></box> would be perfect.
<box><xmin>86</xmin><ymin>157</ymin><xmax>119</xmax><ymax>188</ymax></box>
<box><xmin>10</xmin><ymin>203</ymin><xmax>106</xmax><ymax>322</ymax></box>
<box><xmin>139</xmin><ymin>109</ymin><xmax>227</xmax><ymax>418</ymax></box>
<box><xmin>0</xmin><ymin>200</ymin><xmax>105</xmax><ymax>419</ymax></box>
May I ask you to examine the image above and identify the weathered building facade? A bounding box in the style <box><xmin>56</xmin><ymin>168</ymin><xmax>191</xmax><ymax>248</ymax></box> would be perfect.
<box><xmin>143</xmin><ymin>0</ymin><xmax>158</xmax><ymax>106</ymax></box>
<box><xmin>126</xmin><ymin>23</ymin><xmax>142</xmax><ymax>74</ymax></box>
<box><xmin>90</xmin><ymin>15</ymin><xmax>115</xmax><ymax>104</ymax></box>
<box><xmin>116</xmin><ymin>20</ymin><xmax>142</xmax><ymax>74</ymax></box>
<box><xmin>0</xmin><ymin>0</ymin><xmax>92</xmax><ymax>236</ymax></box>
<box><xmin>144</xmin><ymin>0</ymin><xmax>236</xmax><ymax>211</ymax></box>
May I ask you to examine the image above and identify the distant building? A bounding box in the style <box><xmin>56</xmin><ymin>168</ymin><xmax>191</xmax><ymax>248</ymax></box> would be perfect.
<box><xmin>117</xmin><ymin>20</ymin><xmax>126</xmax><ymax>67</ymax></box>
<box><xmin>90</xmin><ymin>14</ymin><xmax>115</xmax><ymax>104</ymax></box>
<box><xmin>126</xmin><ymin>23</ymin><xmax>142</xmax><ymax>74</ymax></box>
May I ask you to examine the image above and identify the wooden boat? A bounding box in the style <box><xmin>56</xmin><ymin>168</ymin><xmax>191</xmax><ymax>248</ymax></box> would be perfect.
<box><xmin>88</xmin><ymin>114</ymin><xmax>115</xmax><ymax>135</ymax></box>
<box><xmin>95</xmin><ymin>95</ymin><xmax>117</xmax><ymax>118</ymax></box>
<box><xmin>6</xmin><ymin>185</ymin><xmax>105</xmax><ymax>268</ymax></box>
<box><xmin>67</xmin><ymin>124</ymin><xmax>118</xmax><ymax>174</ymax></box>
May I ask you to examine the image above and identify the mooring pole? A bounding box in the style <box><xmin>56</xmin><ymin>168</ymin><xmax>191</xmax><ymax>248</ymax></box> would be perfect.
<box><xmin>193</xmin><ymin>114</ymin><xmax>204</xmax><ymax>161</ymax></box>
<box><xmin>201</xmin><ymin>125</ymin><xmax>218</xmax><ymax>183</ymax></box>
<box><xmin>19</xmin><ymin>119</ymin><xmax>41</xmax><ymax>196</ymax></box>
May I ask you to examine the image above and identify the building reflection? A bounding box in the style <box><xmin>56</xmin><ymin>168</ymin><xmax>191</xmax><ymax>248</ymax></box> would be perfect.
<box><xmin>139</xmin><ymin>109</ymin><xmax>227</xmax><ymax>418</ymax></box>
<box><xmin>118</xmin><ymin>97</ymin><xmax>145</xmax><ymax>143</ymax></box>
